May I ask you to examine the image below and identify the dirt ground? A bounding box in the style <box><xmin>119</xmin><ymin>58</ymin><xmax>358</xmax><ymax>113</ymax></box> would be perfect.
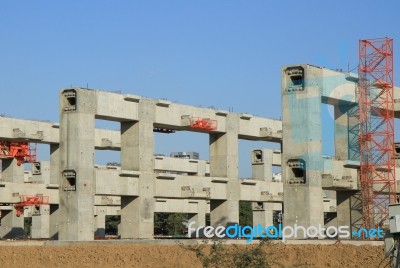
<box><xmin>0</xmin><ymin>243</ymin><xmax>388</xmax><ymax>268</ymax></box>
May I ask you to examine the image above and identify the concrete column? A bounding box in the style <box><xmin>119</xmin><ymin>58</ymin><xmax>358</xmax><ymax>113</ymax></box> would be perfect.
<box><xmin>120</xmin><ymin>175</ymin><xmax>154</xmax><ymax>238</ymax></box>
<box><xmin>94</xmin><ymin>213</ymin><xmax>106</xmax><ymax>238</ymax></box>
<box><xmin>252</xmin><ymin>202</ymin><xmax>274</xmax><ymax>227</ymax></box>
<box><xmin>209</xmin><ymin>114</ymin><xmax>239</xmax><ymax>179</ymax></box>
<box><xmin>50</xmin><ymin>144</ymin><xmax>60</xmax><ymax>184</ymax></box>
<box><xmin>251</xmin><ymin>149</ymin><xmax>273</xmax><ymax>181</ymax></box>
<box><xmin>120</xmin><ymin>100</ymin><xmax>155</xmax><ymax>239</ymax></box>
<box><xmin>324</xmin><ymin>190</ymin><xmax>338</xmax><ymax>229</ymax></box>
<box><xmin>209</xmin><ymin>114</ymin><xmax>239</xmax><ymax>227</ymax></box>
<box><xmin>188</xmin><ymin>201</ymin><xmax>208</xmax><ymax>238</ymax></box>
<box><xmin>49</xmin><ymin>144</ymin><xmax>61</xmax><ymax>239</ymax></box>
<box><xmin>49</xmin><ymin>204</ymin><xmax>60</xmax><ymax>239</ymax></box>
<box><xmin>1</xmin><ymin>159</ymin><xmax>24</xmax><ymax>183</ymax></box>
<box><xmin>31</xmin><ymin>205</ymin><xmax>50</xmax><ymax>239</ymax></box>
<box><xmin>0</xmin><ymin>210</ymin><xmax>24</xmax><ymax>239</ymax></box>
<box><xmin>188</xmin><ymin>200</ymin><xmax>207</xmax><ymax>228</ymax></box>
<box><xmin>334</xmin><ymin>102</ymin><xmax>359</xmax><ymax>161</ymax></box>
<box><xmin>337</xmin><ymin>190</ymin><xmax>362</xmax><ymax>236</ymax></box>
<box><xmin>58</xmin><ymin>89</ymin><xmax>96</xmax><ymax>241</ymax></box>
<box><xmin>282</xmin><ymin>65</ymin><xmax>324</xmax><ymax>230</ymax></box>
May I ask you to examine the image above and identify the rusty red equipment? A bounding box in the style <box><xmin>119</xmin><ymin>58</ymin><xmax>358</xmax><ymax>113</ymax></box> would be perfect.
<box><xmin>14</xmin><ymin>195</ymin><xmax>49</xmax><ymax>217</ymax></box>
<box><xmin>189</xmin><ymin>117</ymin><xmax>217</xmax><ymax>130</ymax></box>
<box><xmin>0</xmin><ymin>141</ymin><xmax>37</xmax><ymax>166</ymax></box>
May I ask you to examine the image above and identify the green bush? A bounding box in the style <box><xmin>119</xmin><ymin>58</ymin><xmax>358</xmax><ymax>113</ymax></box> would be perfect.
<box><xmin>178</xmin><ymin>239</ymin><xmax>270</xmax><ymax>268</ymax></box>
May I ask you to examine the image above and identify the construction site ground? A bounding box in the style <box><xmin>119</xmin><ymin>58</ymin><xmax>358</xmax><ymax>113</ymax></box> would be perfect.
<box><xmin>0</xmin><ymin>239</ymin><xmax>387</xmax><ymax>267</ymax></box>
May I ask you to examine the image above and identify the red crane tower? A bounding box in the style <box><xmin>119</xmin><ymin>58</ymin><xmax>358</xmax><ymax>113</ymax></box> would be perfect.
<box><xmin>358</xmin><ymin>37</ymin><xmax>396</xmax><ymax>229</ymax></box>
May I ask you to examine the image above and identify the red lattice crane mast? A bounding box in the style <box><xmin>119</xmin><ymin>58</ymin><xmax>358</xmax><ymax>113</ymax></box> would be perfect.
<box><xmin>358</xmin><ymin>38</ymin><xmax>396</xmax><ymax>229</ymax></box>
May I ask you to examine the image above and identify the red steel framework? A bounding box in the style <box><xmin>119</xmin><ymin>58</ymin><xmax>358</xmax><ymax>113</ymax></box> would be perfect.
<box><xmin>358</xmin><ymin>37</ymin><xmax>396</xmax><ymax>229</ymax></box>
<box><xmin>189</xmin><ymin>117</ymin><xmax>218</xmax><ymax>131</ymax></box>
<box><xmin>0</xmin><ymin>141</ymin><xmax>37</xmax><ymax>166</ymax></box>
<box><xmin>14</xmin><ymin>195</ymin><xmax>49</xmax><ymax>217</ymax></box>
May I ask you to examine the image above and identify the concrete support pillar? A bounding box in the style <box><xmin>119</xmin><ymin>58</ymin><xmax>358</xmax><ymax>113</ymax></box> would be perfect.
<box><xmin>324</xmin><ymin>190</ymin><xmax>338</xmax><ymax>228</ymax></box>
<box><xmin>1</xmin><ymin>159</ymin><xmax>24</xmax><ymax>183</ymax></box>
<box><xmin>120</xmin><ymin>100</ymin><xmax>155</xmax><ymax>239</ymax></box>
<box><xmin>209</xmin><ymin>114</ymin><xmax>239</xmax><ymax>179</ymax></box>
<box><xmin>251</xmin><ymin>149</ymin><xmax>273</xmax><ymax>181</ymax></box>
<box><xmin>120</xmin><ymin>175</ymin><xmax>155</xmax><ymax>238</ymax></box>
<box><xmin>49</xmin><ymin>144</ymin><xmax>62</xmax><ymax>240</ymax></box>
<box><xmin>50</xmin><ymin>144</ymin><xmax>60</xmax><ymax>184</ymax></box>
<box><xmin>0</xmin><ymin>210</ymin><xmax>24</xmax><ymax>239</ymax></box>
<box><xmin>210</xmin><ymin>199</ymin><xmax>239</xmax><ymax>227</ymax></box>
<box><xmin>282</xmin><ymin>65</ymin><xmax>324</xmax><ymax>230</ymax></box>
<box><xmin>188</xmin><ymin>200</ymin><xmax>207</xmax><ymax>228</ymax></box>
<box><xmin>94</xmin><ymin>213</ymin><xmax>106</xmax><ymax>238</ymax></box>
<box><xmin>252</xmin><ymin>202</ymin><xmax>274</xmax><ymax>227</ymax></box>
<box><xmin>334</xmin><ymin>102</ymin><xmax>359</xmax><ymax>161</ymax></box>
<box><xmin>31</xmin><ymin>205</ymin><xmax>50</xmax><ymax>239</ymax></box>
<box><xmin>209</xmin><ymin>114</ymin><xmax>239</xmax><ymax>227</ymax></box>
<box><xmin>49</xmin><ymin>204</ymin><xmax>60</xmax><ymax>239</ymax></box>
<box><xmin>49</xmin><ymin>136</ymin><xmax>68</xmax><ymax>240</ymax></box>
<box><xmin>337</xmin><ymin>191</ymin><xmax>362</xmax><ymax>236</ymax></box>
<box><xmin>58</xmin><ymin>89</ymin><xmax>96</xmax><ymax>241</ymax></box>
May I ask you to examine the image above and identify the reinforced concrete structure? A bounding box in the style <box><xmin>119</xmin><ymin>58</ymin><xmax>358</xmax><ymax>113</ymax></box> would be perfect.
<box><xmin>0</xmin><ymin>64</ymin><xmax>399</xmax><ymax>241</ymax></box>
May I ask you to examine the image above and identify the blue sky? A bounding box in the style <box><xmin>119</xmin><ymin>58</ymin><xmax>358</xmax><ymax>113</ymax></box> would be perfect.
<box><xmin>1</xmin><ymin>1</ymin><xmax>399</xmax><ymax>177</ymax></box>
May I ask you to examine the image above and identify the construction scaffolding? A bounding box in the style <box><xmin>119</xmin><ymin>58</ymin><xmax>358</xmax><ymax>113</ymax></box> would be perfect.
<box><xmin>358</xmin><ymin>37</ymin><xmax>396</xmax><ymax>229</ymax></box>
<box><xmin>0</xmin><ymin>141</ymin><xmax>37</xmax><ymax>166</ymax></box>
<box><xmin>14</xmin><ymin>195</ymin><xmax>49</xmax><ymax>217</ymax></box>
<box><xmin>189</xmin><ymin>117</ymin><xmax>217</xmax><ymax>131</ymax></box>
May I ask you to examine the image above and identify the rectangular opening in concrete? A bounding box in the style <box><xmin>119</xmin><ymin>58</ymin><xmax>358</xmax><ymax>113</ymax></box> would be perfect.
<box><xmin>37</xmin><ymin>144</ymin><xmax>50</xmax><ymax>161</ymax></box>
<box><xmin>285</xmin><ymin>66</ymin><xmax>304</xmax><ymax>92</ymax></box>
<box><xmin>273</xmin><ymin>210</ymin><xmax>282</xmax><ymax>225</ymax></box>
<box><xmin>95</xmin><ymin>150</ymin><xmax>121</xmax><ymax>166</ymax></box>
<box><xmin>252</xmin><ymin>150</ymin><xmax>263</xmax><ymax>163</ymax></box>
<box><xmin>154</xmin><ymin>212</ymin><xmax>188</xmax><ymax>236</ymax></box>
<box><xmin>95</xmin><ymin>119</ymin><xmax>121</xmax><ymax>166</ymax></box>
<box><xmin>24</xmin><ymin>217</ymin><xmax>32</xmax><ymax>238</ymax></box>
<box><xmin>62</xmin><ymin>89</ymin><xmax>77</xmax><ymax>112</ymax></box>
<box><xmin>154</xmin><ymin>131</ymin><xmax>209</xmax><ymax>161</ymax></box>
<box><xmin>273</xmin><ymin>165</ymin><xmax>282</xmax><ymax>182</ymax></box>
<box><xmin>95</xmin><ymin>119</ymin><xmax>121</xmax><ymax>131</ymax></box>
<box><xmin>32</xmin><ymin>162</ymin><xmax>41</xmax><ymax>174</ymax></box>
<box><xmin>287</xmin><ymin>159</ymin><xmax>306</xmax><ymax>184</ymax></box>
<box><xmin>292</xmin><ymin>167</ymin><xmax>304</xmax><ymax>177</ymax></box>
<box><xmin>239</xmin><ymin>140</ymin><xmax>280</xmax><ymax>179</ymax></box>
<box><xmin>62</xmin><ymin>170</ymin><xmax>76</xmax><ymax>191</ymax></box>
<box><xmin>105</xmin><ymin>215</ymin><xmax>120</xmax><ymax>237</ymax></box>
<box><xmin>239</xmin><ymin>201</ymin><xmax>253</xmax><ymax>227</ymax></box>
<box><xmin>291</xmin><ymin>75</ymin><xmax>303</xmax><ymax>86</ymax></box>
<box><xmin>154</xmin><ymin>131</ymin><xmax>209</xmax><ymax>175</ymax></box>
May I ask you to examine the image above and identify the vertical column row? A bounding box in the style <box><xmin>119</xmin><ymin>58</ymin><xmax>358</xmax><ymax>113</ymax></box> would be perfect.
<box><xmin>209</xmin><ymin>114</ymin><xmax>240</xmax><ymax>227</ymax></box>
<box><xmin>120</xmin><ymin>99</ymin><xmax>155</xmax><ymax>239</ymax></box>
